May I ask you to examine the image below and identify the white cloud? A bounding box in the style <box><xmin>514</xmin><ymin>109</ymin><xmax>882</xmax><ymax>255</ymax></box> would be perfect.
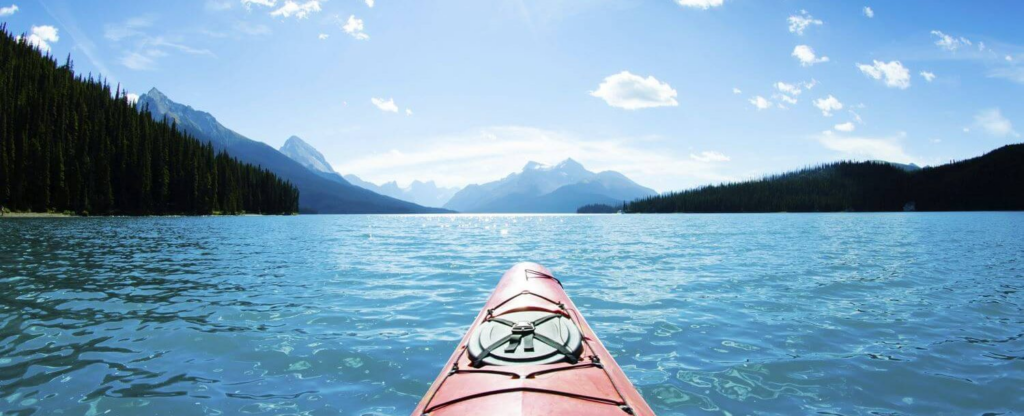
<box><xmin>405</xmin><ymin>108</ymin><xmax>413</xmax><ymax>116</ymax></box>
<box><xmin>19</xmin><ymin>25</ymin><xmax>59</xmax><ymax>52</ymax></box>
<box><xmin>834</xmin><ymin>122</ymin><xmax>856</xmax><ymax>132</ymax></box>
<box><xmin>732</xmin><ymin>87</ymin><xmax>742</xmax><ymax>94</ymax></box>
<box><xmin>107</xmin><ymin>17</ymin><xmax>214</xmax><ymax>70</ymax></box>
<box><xmin>120</xmin><ymin>51</ymin><xmax>156</xmax><ymax>70</ymax></box>
<box><xmin>768</xmin><ymin>79</ymin><xmax>818</xmax><ymax>106</ymax></box>
<box><xmin>104</xmin><ymin>16</ymin><xmax>153</xmax><ymax>41</ymax></box>
<box><xmin>0</xmin><ymin>4</ymin><xmax>18</xmax><ymax>16</ymax></box>
<box><xmin>590</xmin><ymin>71</ymin><xmax>678</xmax><ymax>110</ymax></box>
<box><xmin>813</xmin><ymin>95</ymin><xmax>843</xmax><ymax>116</ymax></box>
<box><xmin>270</xmin><ymin>1</ymin><xmax>321</xmax><ymax>19</ymax></box>
<box><xmin>931</xmin><ymin>30</ymin><xmax>971</xmax><ymax>52</ymax></box>
<box><xmin>863</xmin><ymin>6</ymin><xmax>874</xmax><ymax>18</ymax></box>
<box><xmin>689</xmin><ymin>151</ymin><xmax>730</xmax><ymax>162</ymax></box>
<box><xmin>792</xmin><ymin>45</ymin><xmax>829</xmax><ymax>66</ymax></box>
<box><xmin>318</xmin><ymin>33</ymin><xmax>328</xmax><ymax>40</ymax></box>
<box><xmin>973</xmin><ymin>108</ymin><xmax>1019</xmax><ymax>138</ymax></box>
<box><xmin>1006</xmin><ymin>55</ymin><xmax>1014</xmax><ymax>62</ymax></box>
<box><xmin>788</xmin><ymin>10</ymin><xmax>822</xmax><ymax>36</ymax></box>
<box><xmin>817</xmin><ymin>132</ymin><xmax>916</xmax><ymax>164</ymax></box>
<box><xmin>125</xmin><ymin>93</ymin><xmax>140</xmax><ymax>105</ymax></box>
<box><xmin>205</xmin><ymin>1</ymin><xmax>234</xmax><ymax>11</ymax></box>
<box><xmin>748</xmin><ymin>95</ymin><xmax>772</xmax><ymax>110</ymax></box>
<box><xmin>241</xmin><ymin>0</ymin><xmax>276</xmax><ymax>8</ymax></box>
<box><xmin>775</xmin><ymin>81</ymin><xmax>800</xmax><ymax>95</ymax></box>
<box><xmin>365</xmin><ymin>0</ymin><xmax>374</xmax><ymax>7</ymax></box>
<box><xmin>233</xmin><ymin>21</ymin><xmax>271</xmax><ymax>36</ymax></box>
<box><xmin>675</xmin><ymin>0</ymin><xmax>724</xmax><ymax>10</ymax></box>
<box><xmin>849</xmin><ymin>110</ymin><xmax>863</xmax><ymax>124</ymax></box>
<box><xmin>919</xmin><ymin>71</ymin><xmax>936</xmax><ymax>82</ymax></box>
<box><xmin>336</xmin><ymin>126</ymin><xmax>735</xmax><ymax>192</ymax></box>
<box><xmin>371</xmin><ymin>97</ymin><xmax>399</xmax><ymax>113</ymax></box>
<box><xmin>987</xmin><ymin>67</ymin><xmax>1024</xmax><ymax>85</ymax></box>
<box><xmin>343</xmin><ymin>15</ymin><xmax>369</xmax><ymax>40</ymax></box>
<box><xmin>857</xmin><ymin>60</ymin><xmax>911</xmax><ymax>89</ymax></box>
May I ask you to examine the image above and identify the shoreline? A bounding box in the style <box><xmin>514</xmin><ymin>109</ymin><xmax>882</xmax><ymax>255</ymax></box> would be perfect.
<box><xmin>0</xmin><ymin>212</ymin><xmax>292</xmax><ymax>218</ymax></box>
<box><xmin>0</xmin><ymin>212</ymin><xmax>74</xmax><ymax>218</ymax></box>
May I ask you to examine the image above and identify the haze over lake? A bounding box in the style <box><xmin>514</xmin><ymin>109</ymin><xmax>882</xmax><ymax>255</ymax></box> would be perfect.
<box><xmin>1</xmin><ymin>213</ymin><xmax>1021</xmax><ymax>415</ymax></box>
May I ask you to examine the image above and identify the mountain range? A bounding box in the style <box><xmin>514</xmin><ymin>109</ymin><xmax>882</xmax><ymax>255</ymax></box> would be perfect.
<box><xmin>443</xmin><ymin>159</ymin><xmax>657</xmax><ymax>213</ymax></box>
<box><xmin>276</xmin><ymin>135</ymin><xmax>460</xmax><ymax>208</ymax></box>
<box><xmin>343</xmin><ymin>175</ymin><xmax>461</xmax><ymax>209</ymax></box>
<box><xmin>136</xmin><ymin>89</ymin><xmax>445</xmax><ymax>214</ymax></box>
<box><xmin>135</xmin><ymin>89</ymin><xmax>655</xmax><ymax>214</ymax></box>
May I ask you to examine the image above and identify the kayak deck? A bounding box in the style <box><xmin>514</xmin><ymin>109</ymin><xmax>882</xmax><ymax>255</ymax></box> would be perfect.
<box><xmin>413</xmin><ymin>263</ymin><xmax>655</xmax><ymax>416</ymax></box>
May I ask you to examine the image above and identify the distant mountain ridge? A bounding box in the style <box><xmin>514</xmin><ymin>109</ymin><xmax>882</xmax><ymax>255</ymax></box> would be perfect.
<box><xmin>444</xmin><ymin>159</ymin><xmax>656</xmax><ymax>213</ymax></box>
<box><xmin>136</xmin><ymin>89</ymin><xmax>445</xmax><ymax>214</ymax></box>
<box><xmin>343</xmin><ymin>175</ymin><xmax>461</xmax><ymax>209</ymax></box>
<box><xmin>275</xmin><ymin>135</ymin><xmax>460</xmax><ymax>208</ymax></box>
<box><xmin>628</xmin><ymin>144</ymin><xmax>1024</xmax><ymax>213</ymax></box>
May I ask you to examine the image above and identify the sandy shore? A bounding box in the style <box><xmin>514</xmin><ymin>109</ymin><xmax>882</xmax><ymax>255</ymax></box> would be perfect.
<box><xmin>0</xmin><ymin>212</ymin><xmax>74</xmax><ymax>218</ymax></box>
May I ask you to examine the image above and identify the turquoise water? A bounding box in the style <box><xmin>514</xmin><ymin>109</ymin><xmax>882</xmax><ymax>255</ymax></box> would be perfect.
<box><xmin>1</xmin><ymin>213</ymin><xmax>1022</xmax><ymax>415</ymax></box>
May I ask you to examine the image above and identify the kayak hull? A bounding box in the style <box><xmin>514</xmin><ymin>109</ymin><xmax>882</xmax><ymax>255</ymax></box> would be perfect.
<box><xmin>412</xmin><ymin>262</ymin><xmax>655</xmax><ymax>416</ymax></box>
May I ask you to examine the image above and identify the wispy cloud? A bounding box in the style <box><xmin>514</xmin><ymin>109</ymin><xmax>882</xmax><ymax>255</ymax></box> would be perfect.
<box><xmin>748</xmin><ymin>95</ymin><xmax>772</xmax><ymax>110</ymax></box>
<box><xmin>590</xmin><ymin>71</ymin><xmax>678</xmax><ymax>110</ymax></box>
<box><xmin>862</xmin><ymin>6</ymin><xmax>874</xmax><ymax>18</ymax></box>
<box><xmin>931</xmin><ymin>30</ymin><xmax>972</xmax><ymax>52</ymax></box>
<box><xmin>689</xmin><ymin>151</ymin><xmax>730</xmax><ymax>162</ymax></box>
<box><xmin>371</xmin><ymin>97</ymin><xmax>399</xmax><ymax>113</ymax></box>
<box><xmin>813</xmin><ymin>95</ymin><xmax>843</xmax><ymax>116</ymax></box>
<box><xmin>205</xmin><ymin>0</ymin><xmax>234</xmax><ymax>11</ymax></box>
<box><xmin>817</xmin><ymin>131</ymin><xmax>917</xmax><ymax>164</ymax></box>
<box><xmin>106</xmin><ymin>16</ymin><xmax>214</xmax><ymax>71</ymax></box>
<box><xmin>674</xmin><ymin>0</ymin><xmax>724</xmax><ymax>10</ymax></box>
<box><xmin>241</xmin><ymin>0</ymin><xmax>276</xmax><ymax>9</ymax></box>
<box><xmin>834</xmin><ymin>122</ymin><xmax>855</xmax><ymax>132</ymax></box>
<box><xmin>770</xmin><ymin>79</ymin><xmax>816</xmax><ymax>107</ymax></box>
<box><xmin>987</xmin><ymin>66</ymin><xmax>1023</xmax><ymax>84</ymax></box>
<box><xmin>787</xmin><ymin>10</ymin><xmax>822</xmax><ymax>36</ymax></box>
<box><xmin>37</xmin><ymin>0</ymin><xmax>116</xmax><ymax>81</ymax></box>
<box><xmin>270</xmin><ymin>1</ymin><xmax>321</xmax><ymax>19</ymax></box>
<box><xmin>973</xmin><ymin>108</ymin><xmax>1019</xmax><ymax>138</ymax></box>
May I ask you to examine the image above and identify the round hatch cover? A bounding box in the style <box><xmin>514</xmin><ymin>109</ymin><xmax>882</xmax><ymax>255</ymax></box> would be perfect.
<box><xmin>468</xmin><ymin>311</ymin><xmax>583</xmax><ymax>366</ymax></box>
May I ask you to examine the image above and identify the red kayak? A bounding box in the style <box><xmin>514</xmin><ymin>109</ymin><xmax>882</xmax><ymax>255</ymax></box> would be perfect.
<box><xmin>412</xmin><ymin>262</ymin><xmax>655</xmax><ymax>415</ymax></box>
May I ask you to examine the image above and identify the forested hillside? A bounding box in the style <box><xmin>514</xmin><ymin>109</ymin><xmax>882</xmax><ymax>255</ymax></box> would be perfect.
<box><xmin>0</xmin><ymin>26</ymin><xmax>298</xmax><ymax>215</ymax></box>
<box><xmin>628</xmin><ymin>144</ymin><xmax>1024</xmax><ymax>213</ymax></box>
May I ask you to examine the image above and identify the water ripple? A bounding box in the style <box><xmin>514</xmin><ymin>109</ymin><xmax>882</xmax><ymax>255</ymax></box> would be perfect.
<box><xmin>1</xmin><ymin>213</ymin><xmax>1022</xmax><ymax>415</ymax></box>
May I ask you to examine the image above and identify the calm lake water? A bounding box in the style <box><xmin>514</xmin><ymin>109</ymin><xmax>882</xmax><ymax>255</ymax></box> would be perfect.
<box><xmin>1</xmin><ymin>213</ymin><xmax>1022</xmax><ymax>416</ymax></box>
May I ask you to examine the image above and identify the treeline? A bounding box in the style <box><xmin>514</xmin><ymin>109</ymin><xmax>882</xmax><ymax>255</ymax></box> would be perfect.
<box><xmin>577</xmin><ymin>203</ymin><xmax>622</xmax><ymax>214</ymax></box>
<box><xmin>0</xmin><ymin>25</ymin><xmax>298</xmax><ymax>215</ymax></box>
<box><xmin>628</xmin><ymin>144</ymin><xmax>1024</xmax><ymax>213</ymax></box>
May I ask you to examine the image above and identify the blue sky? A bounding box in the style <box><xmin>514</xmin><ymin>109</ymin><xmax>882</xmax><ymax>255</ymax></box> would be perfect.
<box><xmin>4</xmin><ymin>0</ymin><xmax>1023</xmax><ymax>192</ymax></box>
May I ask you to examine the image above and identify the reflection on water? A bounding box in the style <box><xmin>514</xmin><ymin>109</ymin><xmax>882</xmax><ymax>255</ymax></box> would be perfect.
<box><xmin>0</xmin><ymin>213</ymin><xmax>1022</xmax><ymax>415</ymax></box>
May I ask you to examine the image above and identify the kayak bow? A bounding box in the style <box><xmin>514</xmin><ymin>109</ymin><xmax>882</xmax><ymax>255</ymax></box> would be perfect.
<box><xmin>413</xmin><ymin>262</ymin><xmax>655</xmax><ymax>416</ymax></box>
